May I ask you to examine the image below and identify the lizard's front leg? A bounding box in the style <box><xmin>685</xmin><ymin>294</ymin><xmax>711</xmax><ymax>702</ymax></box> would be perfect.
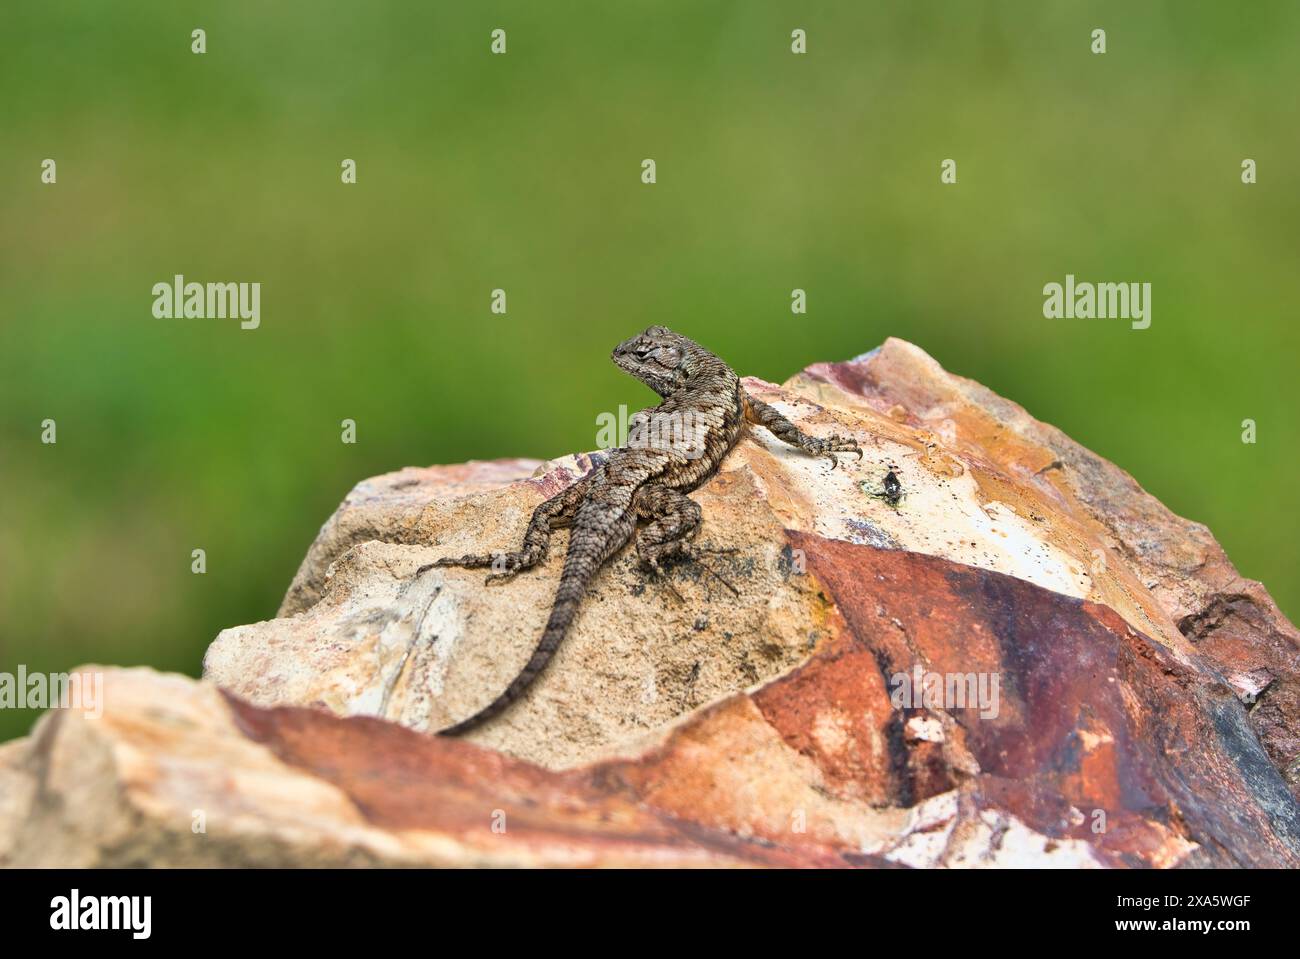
<box><xmin>417</xmin><ymin>475</ymin><xmax>589</xmax><ymax>583</ymax></box>
<box><xmin>742</xmin><ymin>391</ymin><xmax>863</xmax><ymax>468</ymax></box>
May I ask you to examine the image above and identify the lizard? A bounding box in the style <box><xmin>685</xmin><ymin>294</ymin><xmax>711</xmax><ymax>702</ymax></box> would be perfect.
<box><xmin>417</xmin><ymin>325</ymin><xmax>862</xmax><ymax>735</ymax></box>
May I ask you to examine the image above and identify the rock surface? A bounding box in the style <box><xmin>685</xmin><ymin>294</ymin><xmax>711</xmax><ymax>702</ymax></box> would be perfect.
<box><xmin>3</xmin><ymin>338</ymin><xmax>1298</xmax><ymax>867</ymax></box>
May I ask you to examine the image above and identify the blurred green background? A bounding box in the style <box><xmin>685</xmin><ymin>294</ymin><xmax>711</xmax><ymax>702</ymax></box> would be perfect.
<box><xmin>2</xmin><ymin>2</ymin><xmax>1297</xmax><ymax>741</ymax></box>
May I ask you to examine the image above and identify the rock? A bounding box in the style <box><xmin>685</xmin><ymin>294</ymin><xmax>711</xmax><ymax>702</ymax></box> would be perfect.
<box><xmin>4</xmin><ymin>338</ymin><xmax>1297</xmax><ymax>867</ymax></box>
<box><xmin>0</xmin><ymin>668</ymin><xmax>853</xmax><ymax>867</ymax></box>
<box><xmin>204</xmin><ymin>450</ymin><xmax>824</xmax><ymax>770</ymax></box>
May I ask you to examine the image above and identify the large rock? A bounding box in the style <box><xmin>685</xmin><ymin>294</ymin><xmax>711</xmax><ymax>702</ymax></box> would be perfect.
<box><xmin>3</xmin><ymin>338</ymin><xmax>1297</xmax><ymax>867</ymax></box>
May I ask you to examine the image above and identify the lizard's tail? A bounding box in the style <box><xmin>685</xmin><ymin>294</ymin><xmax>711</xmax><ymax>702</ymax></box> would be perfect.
<box><xmin>438</xmin><ymin>564</ymin><xmax>590</xmax><ymax>736</ymax></box>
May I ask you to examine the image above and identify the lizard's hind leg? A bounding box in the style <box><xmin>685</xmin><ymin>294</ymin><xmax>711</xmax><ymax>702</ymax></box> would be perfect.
<box><xmin>417</xmin><ymin>477</ymin><xmax>589</xmax><ymax>583</ymax></box>
<box><xmin>633</xmin><ymin>484</ymin><xmax>739</xmax><ymax>597</ymax></box>
<box><xmin>633</xmin><ymin>484</ymin><xmax>701</xmax><ymax>568</ymax></box>
<box><xmin>632</xmin><ymin>484</ymin><xmax>699</xmax><ymax>602</ymax></box>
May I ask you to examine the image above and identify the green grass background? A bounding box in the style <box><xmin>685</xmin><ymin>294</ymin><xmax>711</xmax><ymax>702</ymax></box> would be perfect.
<box><xmin>2</xmin><ymin>1</ymin><xmax>1297</xmax><ymax>741</ymax></box>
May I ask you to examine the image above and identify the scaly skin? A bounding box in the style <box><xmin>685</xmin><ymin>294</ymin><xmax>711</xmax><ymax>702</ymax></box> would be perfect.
<box><xmin>420</xmin><ymin>325</ymin><xmax>862</xmax><ymax>734</ymax></box>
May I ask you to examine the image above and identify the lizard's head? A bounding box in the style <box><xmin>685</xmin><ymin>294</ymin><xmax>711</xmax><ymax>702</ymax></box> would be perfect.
<box><xmin>612</xmin><ymin>325</ymin><xmax>715</xmax><ymax>396</ymax></box>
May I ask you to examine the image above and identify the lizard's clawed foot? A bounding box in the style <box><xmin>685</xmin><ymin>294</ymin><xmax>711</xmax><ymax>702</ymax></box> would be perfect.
<box><xmin>416</xmin><ymin>549</ymin><xmax>541</xmax><ymax>583</ymax></box>
<box><xmin>818</xmin><ymin>436</ymin><xmax>864</xmax><ymax>470</ymax></box>
<box><xmin>414</xmin><ymin>557</ymin><xmax>478</xmax><ymax>579</ymax></box>
<box><xmin>639</xmin><ymin>556</ymin><xmax>685</xmax><ymax>604</ymax></box>
<box><xmin>418</xmin><ymin>553</ymin><xmax>494</xmax><ymax>574</ymax></box>
<box><xmin>677</xmin><ymin>543</ymin><xmax>741</xmax><ymax>597</ymax></box>
<box><xmin>637</xmin><ymin>540</ymin><xmax>742</xmax><ymax>598</ymax></box>
<box><xmin>483</xmin><ymin>551</ymin><xmax>545</xmax><ymax>584</ymax></box>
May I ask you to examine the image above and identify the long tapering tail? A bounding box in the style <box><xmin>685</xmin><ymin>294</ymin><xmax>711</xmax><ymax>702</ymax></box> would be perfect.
<box><xmin>438</xmin><ymin>549</ymin><xmax>597</xmax><ymax>736</ymax></box>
